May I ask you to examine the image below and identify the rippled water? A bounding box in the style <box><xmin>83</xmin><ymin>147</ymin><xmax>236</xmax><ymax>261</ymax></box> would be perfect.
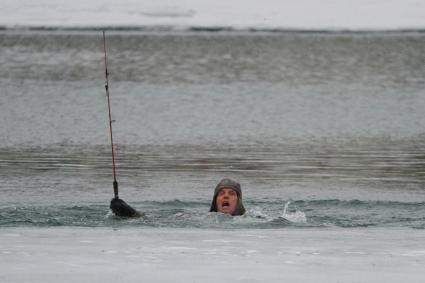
<box><xmin>1</xmin><ymin>30</ymin><xmax>424</xmax><ymax>229</ymax></box>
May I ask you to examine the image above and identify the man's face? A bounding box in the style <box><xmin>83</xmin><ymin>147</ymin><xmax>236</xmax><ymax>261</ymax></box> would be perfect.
<box><xmin>215</xmin><ymin>188</ymin><xmax>238</xmax><ymax>215</ymax></box>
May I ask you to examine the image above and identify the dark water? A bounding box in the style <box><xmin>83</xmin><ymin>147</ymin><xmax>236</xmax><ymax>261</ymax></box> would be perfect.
<box><xmin>1</xmin><ymin>199</ymin><xmax>424</xmax><ymax>229</ymax></box>
<box><xmin>1</xmin><ymin>31</ymin><xmax>424</xmax><ymax>229</ymax></box>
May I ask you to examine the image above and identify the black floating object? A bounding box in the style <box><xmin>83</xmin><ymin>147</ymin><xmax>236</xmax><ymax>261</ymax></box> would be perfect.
<box><xmin>110</xmin><ymin>197</ymin><xmax>141</xmax><ymax>217</ymax></box>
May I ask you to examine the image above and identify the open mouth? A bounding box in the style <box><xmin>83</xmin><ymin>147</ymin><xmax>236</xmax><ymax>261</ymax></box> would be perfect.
<box><xmin>222</xmin><ymin>201</ymin><xmax>230</xmax><ymax>208</ymax></box>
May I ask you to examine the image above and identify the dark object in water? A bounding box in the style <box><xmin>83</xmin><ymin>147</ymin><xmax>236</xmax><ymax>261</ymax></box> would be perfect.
<box><xmin>103</xmin><ymin>32</ymin><xmax>141</xmax><ymax>218</ymax></box>
<box><xmin>110</xmin><ymin>197</ymin><xmax>141</xmax><ymax>217</ymax></box>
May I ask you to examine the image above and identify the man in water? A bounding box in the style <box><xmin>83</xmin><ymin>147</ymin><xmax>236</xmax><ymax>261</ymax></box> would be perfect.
<box><xmin>209</xmin><ymin>178</ymin><xmax>246</xmax><ymax>216</ymax></box>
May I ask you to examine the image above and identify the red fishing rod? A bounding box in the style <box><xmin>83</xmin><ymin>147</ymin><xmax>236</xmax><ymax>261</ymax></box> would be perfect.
<box><xmin>103</xmin><ymin>31</ymin><xmax>119</xmax><ymax>198</ymax></box>
<box><xmin>103</xmin><ymin>31</ymin><xmax>140</xmax><ymax>217</ymax></box>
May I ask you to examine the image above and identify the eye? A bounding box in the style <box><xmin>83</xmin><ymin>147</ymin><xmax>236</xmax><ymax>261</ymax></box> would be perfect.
<box><xmin>229</xmin><ymin>190</ymin><xmax>236</xmax><ymax>196</ymax></box>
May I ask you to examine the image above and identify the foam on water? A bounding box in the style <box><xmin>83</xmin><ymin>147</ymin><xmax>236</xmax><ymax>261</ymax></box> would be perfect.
<box><xmin>282</xmin><ymin>201</ymin><xmax>307</xmax><ymax>223</ymax></box>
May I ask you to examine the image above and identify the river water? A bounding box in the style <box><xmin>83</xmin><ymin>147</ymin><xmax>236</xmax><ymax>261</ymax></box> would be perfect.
<box><xmin>0</xmin><ymin>30</ymin><xmax>424</xmax><ymax>229</ymax></box>
<box><xmin>1</xmin><ymin>29</ymin><xmax>425</xmax><ymax>283</ymax></box>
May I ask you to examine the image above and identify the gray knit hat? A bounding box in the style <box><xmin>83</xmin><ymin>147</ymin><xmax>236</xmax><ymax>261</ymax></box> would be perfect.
<box><xmin>210</xmin><ymin>178</ymin><xmax>246</xmax><ymax>215</ymax></box>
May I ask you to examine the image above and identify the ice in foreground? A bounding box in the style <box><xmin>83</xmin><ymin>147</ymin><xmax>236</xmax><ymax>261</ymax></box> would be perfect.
<box><xmin>0</xmin><ymin>227</ymin><xmax>424</xmax><ymax>282</ymax></box>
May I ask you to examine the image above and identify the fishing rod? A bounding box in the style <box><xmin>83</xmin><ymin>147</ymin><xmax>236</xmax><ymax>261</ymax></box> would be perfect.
<box><xmin>103</xmin><ymin>31</ymin><xmax>140</xmax><ymax>217</ymax></box>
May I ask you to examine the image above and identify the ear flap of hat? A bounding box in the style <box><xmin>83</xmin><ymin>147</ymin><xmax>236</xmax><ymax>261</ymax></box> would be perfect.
<box><xmin>233</xmin><ymin>198</ymin><xmax>246</xmax><ymax>216</ymax></box>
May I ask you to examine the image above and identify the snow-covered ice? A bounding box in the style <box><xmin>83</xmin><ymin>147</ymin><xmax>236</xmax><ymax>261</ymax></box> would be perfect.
<box><xmin>1</xmin><ymin>0</ymin><xmax>425</xmax><ymax>30</ymax></box>
<box><xmin>0</xmin><ymin>227</ymin><xmax>424</xmax><ymax>282</ymax></box>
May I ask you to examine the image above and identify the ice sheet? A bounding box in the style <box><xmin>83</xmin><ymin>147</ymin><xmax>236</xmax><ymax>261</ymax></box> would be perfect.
<box><xmin>1</xmin><ymin>0</ymin><xmax>425</xmax><ymax>30</ymax></box>
<box><xmin>1</xmin><ymin>227</ymin><xmax>424</xmax><ymax>282</ymax></box>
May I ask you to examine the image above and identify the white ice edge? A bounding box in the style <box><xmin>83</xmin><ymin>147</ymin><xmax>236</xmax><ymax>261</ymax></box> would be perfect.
<box><xmin>1</xmin><ymin>0</ymin><xmax>425</xmax><ymax>30</ymax></box>
<box><xmin>1</xmin><ymin>227</ymin><xmax>424</xmax><ymax>283</ymax></box>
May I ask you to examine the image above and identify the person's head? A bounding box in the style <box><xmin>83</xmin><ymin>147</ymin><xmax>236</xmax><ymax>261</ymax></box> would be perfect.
<box><xmin>210</xmin><ymin>178</ymin><xmax>246</xmax><ymax>216</ymax></box>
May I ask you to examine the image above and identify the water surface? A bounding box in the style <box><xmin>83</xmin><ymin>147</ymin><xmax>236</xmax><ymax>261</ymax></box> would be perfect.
<box><xmin>1</xmin><ymin>31</ymin><xmax>424</xmax><ymax>229</ymax></box>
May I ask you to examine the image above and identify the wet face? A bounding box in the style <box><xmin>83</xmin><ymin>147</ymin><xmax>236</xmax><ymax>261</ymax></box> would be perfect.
<box><xmin>215</xmin><ymin>188</ymin><xmax>238</xmax><ymax>215</ymax></box>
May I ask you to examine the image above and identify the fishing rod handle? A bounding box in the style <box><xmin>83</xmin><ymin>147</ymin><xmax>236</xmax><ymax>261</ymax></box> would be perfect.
<box><xmin>113</xmin><ymin>180</ymin><xmax>119</xmax><ymax>198</ymax></box>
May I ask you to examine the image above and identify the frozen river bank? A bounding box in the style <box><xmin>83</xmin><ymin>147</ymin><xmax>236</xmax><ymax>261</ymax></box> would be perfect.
<box><xmin>1</xmin><ymin>227</ymin><xmax>424</xmax><ymax>282</ymax></box>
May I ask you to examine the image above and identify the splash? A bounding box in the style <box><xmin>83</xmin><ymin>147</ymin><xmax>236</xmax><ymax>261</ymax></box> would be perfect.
<box><xmin>281</xmin><ymin>201</ymin><xmax>307</xmax><ymax>223</ymax></box>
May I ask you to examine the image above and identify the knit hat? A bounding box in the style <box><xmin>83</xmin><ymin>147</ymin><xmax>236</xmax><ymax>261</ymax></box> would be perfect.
<box><xmin>209</xmin><ymin>178</ymin><xmax>246</xmax><ymax>215</ymax></box>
